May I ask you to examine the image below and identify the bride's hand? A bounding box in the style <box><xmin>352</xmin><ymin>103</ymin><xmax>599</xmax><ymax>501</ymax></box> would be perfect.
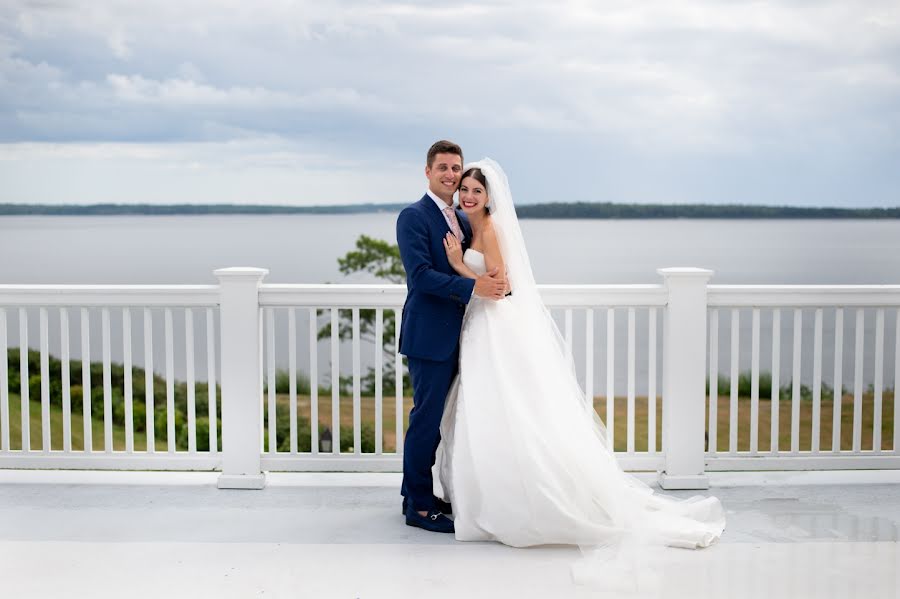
<box><xmin>443</xmin><ymin>232</ymin><xmax>463</xmax><ymax>266</ymax></box>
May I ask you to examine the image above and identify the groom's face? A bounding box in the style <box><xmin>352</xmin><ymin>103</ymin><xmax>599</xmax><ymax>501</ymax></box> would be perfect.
<box><xmin>425</xmin><ymin>152</ymin><xmax>463</xmax><ymax>202</ymax></box>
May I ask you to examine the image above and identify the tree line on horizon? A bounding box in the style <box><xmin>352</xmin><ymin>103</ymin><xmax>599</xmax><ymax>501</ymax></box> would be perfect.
<box><xmin>2</xmin><ymin>202</ymin><xmax>898</xmax><ymax>219</ymax></box>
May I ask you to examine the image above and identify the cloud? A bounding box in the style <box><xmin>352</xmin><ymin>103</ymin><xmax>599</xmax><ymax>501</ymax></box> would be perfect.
<box><xmin>0</xmin><ymin>137</ymin><xmax>424</xmax><ymax>204</ymax></box>
<box><xmin>0</xmin><ymin>0</ymin><xmax>899</xmax><ymax>206</ymax></box>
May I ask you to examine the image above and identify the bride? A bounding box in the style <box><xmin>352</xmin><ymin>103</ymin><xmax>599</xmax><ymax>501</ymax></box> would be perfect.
<box><xmin>432</xmin><ymin>159</ymin><xmax>725</xmax><ymax>562</ymax></box>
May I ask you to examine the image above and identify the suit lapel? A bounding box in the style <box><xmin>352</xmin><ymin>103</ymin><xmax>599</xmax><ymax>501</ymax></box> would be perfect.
<box><xmin>421</xmin><ymin>194</ymin><xmax>471</xmax><ymax>249</ymax></box>
<box><xmin>421</xmin><ymin>195</ymin><xmax>452</xmax><ymax>235</ymax></box>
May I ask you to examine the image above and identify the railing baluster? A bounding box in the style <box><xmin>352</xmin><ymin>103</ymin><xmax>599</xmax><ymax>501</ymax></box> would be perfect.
<box><xmin>40</xmin><ymin>307</ymin><xmax>50</xmax><ymax>452</ymax></box>
<box><xmin>288</xmin><ymin>308</ymin><xmax>297</xmax><ymax>454</ymax></box>
<box><xmin>80</xmin><ymin>308</ymin><xmax>91</xmax><ymax>452</ymax></box>
<box><xmin>206</xmin><ymin>308</ymin><xmax>217</xmax><ymax>454</ymax></box>
<box><xmin>790</xmin><ymin>308</ymin><xmax>802</xmax><ymax>454</ymax></box>
<box><xmin>352</xmin><ymin>308</ymin><xmax>361</xmax><ymax>455</ymax></box>
<box><xmin>0</xmin><ymin>308</ymin><xmax>7</xmax><ymax>451</ymax></box>
<box><xmin>102</xmin><ymin>307</ymin><xmax>112</xmax><ymax>452</ymax></box>
<box><xmin>259</xmin><ymin>308</ymin><xmax>264</xmax><ymax>453</ymax></box>
<box><xmin>627</xmin><ymin>307</ymin><xmax>635</xmax><ymax>453</ymax></box>
<box><xmin>894</xmin><ymin>308</ymin><xmax>900</xmax><ymax>453</ymax></box>
<box><xmin>331</xmin><ymin>308</ymin><xmax>340</xmax><ymax>455</ymax></box>
<box><xmin>853</xmin><ymin>308</ymin><xmax>864</xmax><ymax>452</ymax></box>
<box><xmin>648</xmin><ymin>307</ymin><xmax>657</xmax><ymax>454</ymax></box>
<box><xmin>585</xmin><ymin>308</ymin><xmax>594</xmax><ymax>410</ymax></box>
<box><xmin>564</xmin><ymin>309</ymin><xmax>573</xmax><ymax>363</ymax></box>
<box><xmin>185</xmin><ymin>308</ymin><xmax>196</xmax><ymax>453</ymax></box>
<box><xmin>812</xmin><ymin>308</ymin><xmax>823</xmax><ymax>453</ymax></box>
<box><xmin>144</xmin><ymin>308</ymin><xmax>154</xmax><ymax>453</ymax></box>
<box><xmin>832</xmin><ymin>308</ymin><xmax>843</xmax><ymax>452</ymax></box>
<box><xmin>771</xmin><ymin>309</ymin><xmax>780</xmax><ymax>453</ymax></box>
<box><xmin>309</xmin><ymin>308</ymin><xmax>318</xmax><ymax>454</ymax></box>
<box><xmin>60</xmin><ymin>308</ymin><xmax>71</xmax><ymax>452</ymax></box>
<box><xmin>124</xmin><ymin>307</ymin><xmax>134</xmax><ymax>453</ymax></box>
<box><xmin>873</xmin><ymin>308</ymin><xmax>884</xmax><ymax>452</ymax></box>
<box><xmin>606</xmin><ymin>307</ymin><xmax>615</xmax><ymax>449</ymax></box>
<box><xmin>375</xmin><ymin>308</ymin><xmax>383</xmax><ymax>454</ymax></box>
<box><xmin>708</xmin><ymin>309</ymin><xmax>718</xmax><ymax>454</ymax></box>
<box><xmin>266</xmin><ymin>307</ymin><xmax>276</xmax><ymax>453</ymax></box>
<box><xmin>395</xmin><ymin>309</ymin><xmax>403</xmax><ymax>454</ymax></box>
<box><xmin>750</xmin><ymin>307</ymin><xmax>760</xmax><ymax>454</ymax></box>
<box><xmin>729</xmin><ymin>309</ymin><xmax>739</xmax><ymax>454</ymax></box>
<box><xmin>19</xmin><ymin>308</ymin><xmax>29</xmax><ymax>451</ymax></box>
<box><xmin>165</xmin><ymin>307</ymin><xmax>175</xmax><ymax>452</ymax></box>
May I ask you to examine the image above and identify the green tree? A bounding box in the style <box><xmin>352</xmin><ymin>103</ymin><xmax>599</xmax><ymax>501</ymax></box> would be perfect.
<box><xmin>337</xmin><ymin>235</ymin><xmax>405</xmax><ymax>283</ymax></box>
<box><xmin>318</xmin><ymin>235</ymin><xmax>409</xmax><ymax>395</ymax></box>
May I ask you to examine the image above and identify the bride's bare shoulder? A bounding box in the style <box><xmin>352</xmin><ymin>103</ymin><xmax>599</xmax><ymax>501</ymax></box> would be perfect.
<box><xmin>481</xmin><ymin>217</ymin><xmax>504</xmax><ymax>266</ymax></box>
<box><xmin>482</xmin><ymin>216</ymin><xmax>498</xmax><ymax>239</ymax></box>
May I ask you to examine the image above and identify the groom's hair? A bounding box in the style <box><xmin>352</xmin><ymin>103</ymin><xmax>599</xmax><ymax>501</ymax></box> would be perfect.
<box><xmin>427</xmin><ymin>140</ymin><xmax>463</xmax><ymax>168</ymax></box>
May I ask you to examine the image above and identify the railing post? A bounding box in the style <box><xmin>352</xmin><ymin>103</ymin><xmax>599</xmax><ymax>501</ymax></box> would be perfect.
<box><xmin>657</xmin><ymin>267</ymin><xmax>714</xmax><ymax>490</ymax></box>
<box><xmin>215</xmin><ymin>267</ymin><xmax>268</xmax><ymax>490</ymax></box>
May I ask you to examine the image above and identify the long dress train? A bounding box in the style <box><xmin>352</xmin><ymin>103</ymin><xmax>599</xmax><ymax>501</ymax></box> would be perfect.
<box><xmin>433</xmin><ymin>249</ymin><xmax>725</xmax><ymax>562</ymax></box>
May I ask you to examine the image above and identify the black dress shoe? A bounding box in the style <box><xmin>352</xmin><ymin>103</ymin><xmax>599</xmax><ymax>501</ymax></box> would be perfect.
<box><xmin>405</xmin><ymin>506</ymin><xmax>454</xmax><ymax>534</ymax></box>
<box><xmin>434</xmin><ymin>496</ymin><xmax>453</xmax><ymax>515</ymax></box>
<box><xmin>402</xmin><ymin>496</ymin><xmax>452</xmax><ymax>515</ymax></box>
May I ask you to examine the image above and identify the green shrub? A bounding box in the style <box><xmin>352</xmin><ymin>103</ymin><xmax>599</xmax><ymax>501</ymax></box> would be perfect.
<box><xmin>707</xmin><ymin>371</ymin><xmax>843</xmax><ymax>401</ymax></box>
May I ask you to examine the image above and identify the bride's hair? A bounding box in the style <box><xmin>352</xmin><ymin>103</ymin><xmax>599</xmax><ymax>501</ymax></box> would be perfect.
<box><xmin>460</xmin><ymin>167</ymin><xmax>490</xmax><ymax>213</ymax></box>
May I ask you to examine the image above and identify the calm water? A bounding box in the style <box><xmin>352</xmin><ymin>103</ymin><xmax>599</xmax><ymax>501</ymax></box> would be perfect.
<box><xmin>2</xmin><ymin>215</ymin><xmax>899</xmax><ymax>393</ymax></box>
<box><xmin>1</xmin><ymin>215</ymin><xmax>900</xmax><ymax>285</ymax></box>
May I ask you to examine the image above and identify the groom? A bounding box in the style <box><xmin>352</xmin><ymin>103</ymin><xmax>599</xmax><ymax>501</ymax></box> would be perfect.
<box><xmin>396</xmin><ymin>140</ymin><xmax>507</xmax><ymax>533</ymax></box>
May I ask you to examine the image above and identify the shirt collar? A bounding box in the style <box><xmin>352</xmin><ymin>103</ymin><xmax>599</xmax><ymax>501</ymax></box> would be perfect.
<box><xmin>426</xmin><ymin>188</ymin><xmax>455</xmax><ymax>212</ymax></box>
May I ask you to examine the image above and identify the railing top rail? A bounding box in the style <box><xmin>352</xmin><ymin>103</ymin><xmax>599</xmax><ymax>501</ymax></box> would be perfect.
<box><xmin>3</xmin><ymin>280</ymin><xmax>898</xmax><ymax>309</ymax></box>
<box><xmin>0</xmin><ymin>285</ymin><xmax>220</xmax><ymax>307</ymax></box>
<box><xmin>538</xmin><ymin>284</ymin><xmax>667</xmax><ymax>307</ymax></box>
<box><xmin>708</xmin><ymin>284</ymin><xmax>900</xmax><ymax>307</ymax></box>
<box><xmin>260</xmin><ymin>284</ymin><xmax>406</xmax><ymax>307</ymax></box>
<box><xmin>258</xmin><ymin>283</ymin><xmax>668</xmax><ymax>307</ymax></box>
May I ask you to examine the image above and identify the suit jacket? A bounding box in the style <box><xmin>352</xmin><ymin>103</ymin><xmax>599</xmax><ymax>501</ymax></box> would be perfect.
<box><xmin>396</xmin><ymin>195</ymin><xmax>476</xmax><ymax>361</ymax></box>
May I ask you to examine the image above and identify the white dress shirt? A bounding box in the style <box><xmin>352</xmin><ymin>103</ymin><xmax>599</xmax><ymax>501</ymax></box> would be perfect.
<box><xmin>426</xmin><ymin>188</ymin><xmax>465</xmax><ymax>243</ymax></box>
<box><xmin>426</xmin><ymin>188</ymin><xmax>475</xmax><ymax>299</ymax></box>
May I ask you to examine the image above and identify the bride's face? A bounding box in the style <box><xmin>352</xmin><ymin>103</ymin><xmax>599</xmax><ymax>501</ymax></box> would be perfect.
<box><xmin>458</xmin><ymin>176</ymin><xmax>488</xmax><ymax>215</ymax></box>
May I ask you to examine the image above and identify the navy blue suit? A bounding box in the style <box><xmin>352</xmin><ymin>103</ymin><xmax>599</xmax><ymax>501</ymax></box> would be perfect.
<box><xmin>396</xmin><ymin>195</ymin><xmax>475</xmax><ymax>512</ymax></box>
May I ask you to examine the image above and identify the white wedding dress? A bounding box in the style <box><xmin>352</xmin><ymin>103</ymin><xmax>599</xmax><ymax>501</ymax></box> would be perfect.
<box><xmin>431</xmin><ymin>159</ymin><xmax>724</xmax><ymax>585</ymax></box>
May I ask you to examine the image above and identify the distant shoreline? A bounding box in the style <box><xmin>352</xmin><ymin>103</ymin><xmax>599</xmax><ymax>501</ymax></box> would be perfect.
<box><xmin>1</xmin><ymin>202</ymin><xmax>899</xmax><ymax>219</ymax></box>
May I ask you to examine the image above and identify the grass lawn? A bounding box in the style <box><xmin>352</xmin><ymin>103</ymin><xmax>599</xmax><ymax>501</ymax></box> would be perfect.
<box><xmin>267</xmin><ymin>390</ymin><xmax>895</xmax><ymax>453</ymax></box>
<box><xmin>5</xmin><ymin>393</ymin><xmax>150</xmax><ymax>452</ymax></box>
<box><xmin>4</xmin><ymin>390</ymin><xmax>894</xmax><ymax>455</ymax></box>
<box><xmin>707</xmin><ymin>390</ymin><xmax>896</xmax><ymax>453</ymax></box>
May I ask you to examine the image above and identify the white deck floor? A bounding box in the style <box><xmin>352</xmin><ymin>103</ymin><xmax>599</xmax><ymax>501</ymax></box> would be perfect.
<box><xmin>1</xmin><ymin>470</ymin><xmax>899</xmax><ymax>598</ymax></box>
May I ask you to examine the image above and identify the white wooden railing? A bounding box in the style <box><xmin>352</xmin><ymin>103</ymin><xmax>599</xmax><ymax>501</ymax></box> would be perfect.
<box><xmin>706</xmin><ymin>286</ymin><xmax>900</xmax><ymax>471</ymax></box>
<box><xmin>257</xmin><ymin>282</ymin><xmax>669</xmax><ymax>475</ymax></box>
<box><xmin>0</xmin><ymin>285</ymin><xmax>221</xmax><ymax>470</ymax></box>
<box><xmin>0</xmin><ymin>267</ymin><xmax>898</xmax><ymax>490</ymax></box>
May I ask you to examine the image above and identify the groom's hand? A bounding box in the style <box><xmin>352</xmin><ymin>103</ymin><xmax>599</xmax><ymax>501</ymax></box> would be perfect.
<box><xmin>474</xmin><ymin>267</ymin><xmax>507</xmax><ymax>301</ymax></box>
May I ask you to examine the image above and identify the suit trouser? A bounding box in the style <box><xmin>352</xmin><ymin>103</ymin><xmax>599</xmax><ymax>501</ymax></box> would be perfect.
<box><xmin>401</xmin><ymin>349</ymin><xmax>459</xmax><ymax>512</ymax></box>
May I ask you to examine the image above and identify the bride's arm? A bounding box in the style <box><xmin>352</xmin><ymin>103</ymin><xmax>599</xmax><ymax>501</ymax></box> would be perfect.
<box><xmin>443</xmin><ymin>233</ymin><xmax>479</xmax><ymax>279</ymax></box>
<box><xmin>482</xmin><ymin>223</ymin><xmax>506</xmax><ymax>281</ymax></box>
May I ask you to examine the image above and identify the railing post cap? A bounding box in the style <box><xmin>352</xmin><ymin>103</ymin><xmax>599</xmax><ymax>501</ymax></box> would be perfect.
<box><xmin>657</xmin><ymin>267</ymin><xmax>715</xmax><ymax>279</ymax></box>
<box><xmin>214</xmin><ymin>267</ymin><xmax>269</xmax><ymax>280</ymax></box>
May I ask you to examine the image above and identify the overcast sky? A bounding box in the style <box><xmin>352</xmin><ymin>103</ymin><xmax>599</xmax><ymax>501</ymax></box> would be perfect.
<box><xmin>1</xmin><ymin>1</ymin><xmax>898</xmax><ymax>207</ymax></box>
